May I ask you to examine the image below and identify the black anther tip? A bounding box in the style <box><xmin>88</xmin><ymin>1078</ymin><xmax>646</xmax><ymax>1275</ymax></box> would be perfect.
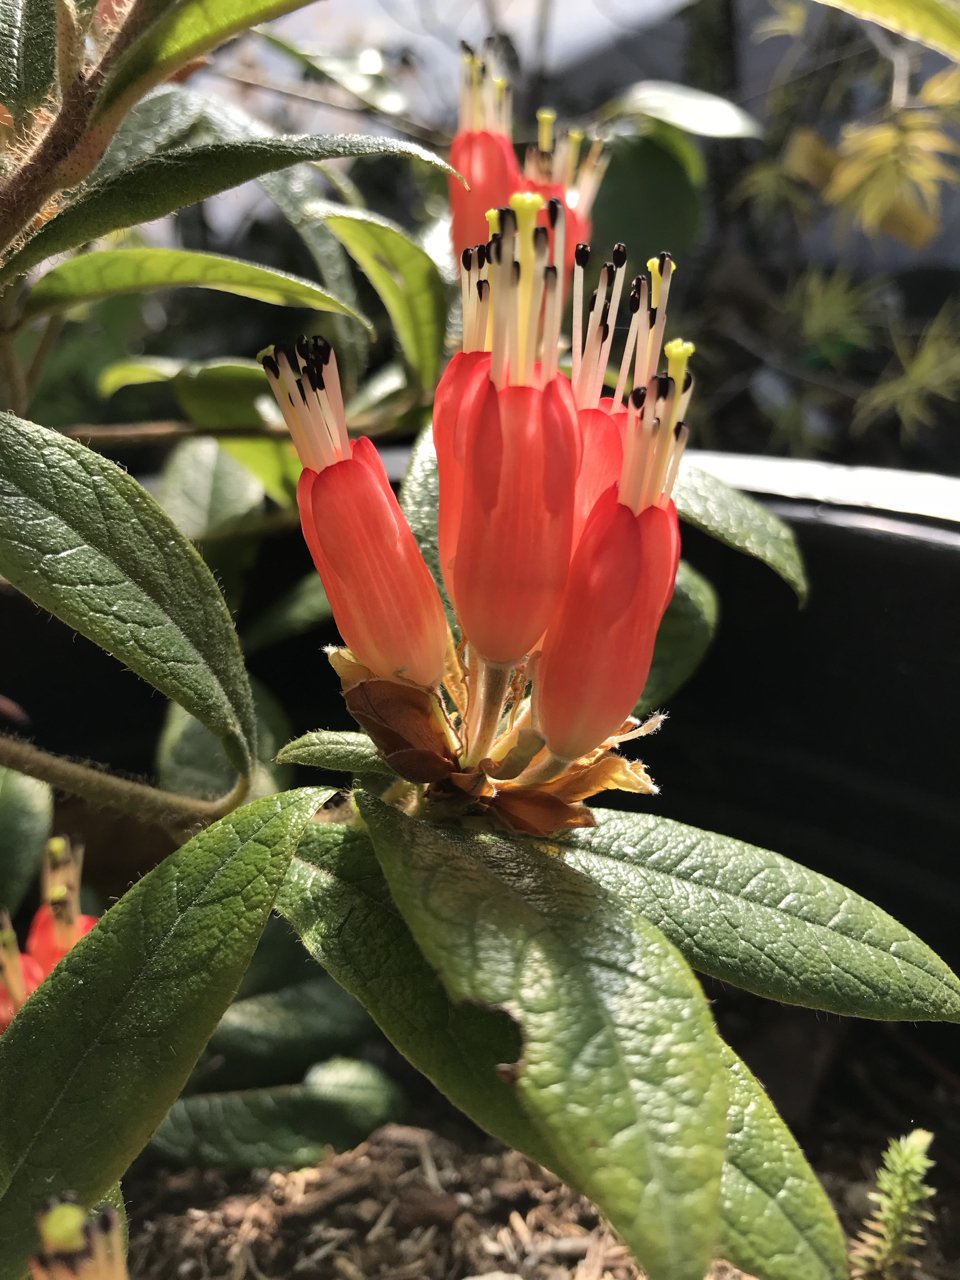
<box><xmin>630</xmin><ymin>386</ymin><xmax>646</xmax><ymax>409</ymax></box>
<box><xmin>547</xmin><ymin>197</ymin><xmax>561</xmax><ymax>227</ymax></box>
<box><xmin>612</xmin><ymin>242</ymin><xmax>627</xmax><ymax>268</ymax></box>
<box><xmin>461</xmin><ymin>247</ymin><xmax>473</xmax><ymax>270</ymax></box>
<box><xmin>575</xmin><ymin>242</ymin><xmax>591</xmax><ymax>267</ymax></box>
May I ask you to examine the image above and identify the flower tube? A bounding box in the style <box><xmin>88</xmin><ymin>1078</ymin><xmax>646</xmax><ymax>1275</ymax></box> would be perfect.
<box><xmin>261</xmin><ymin>337</ymin><xmax>449</xmax><ymax>691</ymax></box>
<box><xmin>437</xmin><ymin>195</ymin><xmax>581</xmax><ymax>666</ymax></box>
<box><xmin>534</xmin><ymin>321</ymin><xmax>694</xmax><ymax>766</ymax></box>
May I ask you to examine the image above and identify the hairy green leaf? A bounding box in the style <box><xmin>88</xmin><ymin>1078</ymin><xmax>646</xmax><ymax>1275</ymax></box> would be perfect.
<box><xmin>559</xmin><ymin>809</ymin><xmax>960</xmax><ymax>1022</ymax></box>
<box><xmin>151</xmin><ymin>1058</ymin><xmax>402</xmax><ymax>1169</ymax></box>
<box><xmin>156</xmin><ymin>679</ymin><xmax>293</xmax><ymax>802</ymax></box>
<box><xmin>811</xmin><ymin>0</ymin><xmax>960</xmax><ymax>60</ymax></box>
<box><xmin>359</xmin><ymin>796</ymin><xmax>726</xmax><ymax>1280</ymax></box>
<box><xmin>22</xmin><ymin>248</ymin><xmax>370</xmax><ymax>327</ymax></box>
<box><xmin>94</xmin><ymin>0</ymin><xmax>322</xmax><ymax>120</ymax></box>
<box><xmin>0</xmin><ymin>413</ymin><xmax>256</xmax><ymax>774</ymax></box>
<box><xmin>157</xmin><ymin>437</ymin><xmax>265</xmax><ymax>542</ymax></box>
<box><xmin>277</xmin><ymin>730</ymin><xmax>392</xmax><ymax>777</ymax></box>
<box><xmin>0</xmin><ymin>0</ymin><xmax>56</xmax><ymax>119</ymax></box>
<box><xmin>1</xmin><ymin>134</ymin><xmax>456</xmax><ymax>282</ymax></box>
<box><xmin>277</xmin><ymin>822</ymin><xmax>849</xmax><ymax>1280</ymax></box>
<box><xmin>675</xmin><ymin>463</ymin><xmax>808</xmax><ymax>602</ymax></box>
<box><xmin>720</xmin><ymin>1044</ymin><xmax>847</xmax><ymax>1280</ymax></box>
<box><xmin>0</xmin><ymin>788</ymin><xmax>327</xmax><ymax>1278</ymax></box>
<box><xmin>0</xmin><ymin>769</ymin><xmax>52</xmax><ymax>915</ymax></box>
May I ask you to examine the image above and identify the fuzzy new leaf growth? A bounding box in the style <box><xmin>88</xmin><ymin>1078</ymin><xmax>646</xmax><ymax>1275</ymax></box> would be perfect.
<box><xmin>850</xmin><ymin>1129</ymin><xmax>936</xmax><ymax>1279</ymax></box>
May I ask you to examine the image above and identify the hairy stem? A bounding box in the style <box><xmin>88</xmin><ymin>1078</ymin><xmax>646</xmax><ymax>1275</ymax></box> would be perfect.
<box><xmin>25</xmin><ymin>314</ymin><xmax>64</xmax><ymax>404</ymax></box>
<box><xmin>0</xmin><ymin>733</ymin><xmax>249</xmax><ymax>838</ymax></box>
<box><xmin>0</xmin><ymin>0</ymin><xmax>167</xmax><ymax>257</ymax></box>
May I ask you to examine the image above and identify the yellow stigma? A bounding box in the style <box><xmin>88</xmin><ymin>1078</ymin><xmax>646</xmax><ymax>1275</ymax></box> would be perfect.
<box><xmin>665</xmin><ymin>338</ymin><xmax>695</xmax><ymax>391</ymax></box>
<box><xmin>485</xmin><ymin>207</ymin><xmax>501</xmax><ymax>237</ymax></box>
<box><xmin>537</xmin><ymin>107</ymin><xmax>556</xmax><ymax>154</ymax></box>
<box><xmin>566</xmin><ymin>128</ymin><xmax>584</xmax><ymax>185</ymax></box>
<box><xmin>38</xmin><ymin>1202</ymin><xmax>87</xmax><ymax>1253</ymax></box>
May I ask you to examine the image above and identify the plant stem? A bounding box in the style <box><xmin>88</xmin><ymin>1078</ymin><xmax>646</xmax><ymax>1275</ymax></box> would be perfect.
<box><xmin>462</xmin><ymin>653</ymin><xmax>512</xmax><ymax>768</ymax></box>
<box><xmin>0</xmin><ymin>0</ymin><xmax>170</xmax><ymax>258</ymax></box>
<box><xmin>0</xmin><ymin>732</ymin><xmax>249</xmax><ymax>838</ymax></box>
<box><xmin>64</xmin><ymin>420</ymin><xmax>290</xmax><ymax>446</ymax></box>
<box><xmin>0</xmin><ymin>290</ymin><xmax>27</xmax><ymax>415</ymax></box>
<box><xmin>25</xmin><ymin>314</ymin><xmax>64</xmax><ymax>405</ymax></box>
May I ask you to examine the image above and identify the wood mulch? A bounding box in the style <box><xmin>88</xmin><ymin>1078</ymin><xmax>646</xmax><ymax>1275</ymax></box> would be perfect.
<box><xmin>126</xmin><ymin>1125</ymin><xmax>754</xmax><ymax>1280</ymax></box>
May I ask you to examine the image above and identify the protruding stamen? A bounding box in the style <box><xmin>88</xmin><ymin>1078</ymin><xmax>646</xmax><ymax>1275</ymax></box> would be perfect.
<box><xmin>572</xmin><ymin>242</ymin><xmax>590</xmax><ymax>385</ymax></box>
<box><xmin>537</xmin><ymin>107</ymin><xmax>556</xmax><ymax>156</ymax></box>
<box><xmin>659</xmin><ymin>422</ymin><xmax>690</xmax><ymax>508</ymax></box>
<box><xmin>261</xmin><ymin>338</ymin><xmax>350</xmax><ymax>471</ymax></box>
<box><xmin>510</xmin><ymin>192</ymin><xmax>545</xmax><ymax>381</ymax></box>
<box><xmin>588</xmin><ymin>242</ymin><xmax>627</xmax><ymax>405</ymax></box>
<box><xmin>614</xmin><ymin>279</ymin><xmax>646</xmax><ymax>405</ymax></box>
<box><xmin>541</xmin><ymin>265</ymin><xmax>561</xmax><ymax>382</ymax></box>
<box><xmin>565</xmin><ymin>128</ymin><xmax>584</xmax><ymax>188</ymax></box>
<box><xmin>643</xmin><ymin>253</ymin><xmax>675</xmax><ymax>383</ymax></box>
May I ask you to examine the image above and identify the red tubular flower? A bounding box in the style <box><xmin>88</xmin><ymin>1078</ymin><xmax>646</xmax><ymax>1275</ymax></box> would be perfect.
<box><xmin>450</xmin><ymin>130</ymin><xmax>522</xmax><ymax>261</ymax></box>
<box><xmin>450</xmin><ymin>376</ymin><xmax>580</xmax><ymax>665</ymax></box>
<box><xmin>537</xmin><ymin>489</ymin><xmax>680</xmax><ymax>763</ymax></box>
<box><xmin>262</xmin><ymin>339</ymin><xmax>448</xmax><ymax>689</ymax></box>
<box><xmin>26</xmin><ymin>903</ymin><xmax>97</xmax><ymax>975</ymax></box>
<box><xmin>449</xmin><ymin>51</ymin><xmax>604</xmax><ymax>281</ymax></box>
<box><xmin>437</xmin><ymin>194</ymin><xmax>581</xmax><ymax>670</ymax></box>
<box><xmin>0</xmin><ymin>915</ymin><xmax>42</xmax><ymax>1032</ymax></box>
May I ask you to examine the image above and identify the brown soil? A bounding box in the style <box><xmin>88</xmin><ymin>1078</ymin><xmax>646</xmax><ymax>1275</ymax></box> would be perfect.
<box><xmin>126</xmin><ymin>1125</ymin><xmax>754</xmax><ymax>1280</ymax></box>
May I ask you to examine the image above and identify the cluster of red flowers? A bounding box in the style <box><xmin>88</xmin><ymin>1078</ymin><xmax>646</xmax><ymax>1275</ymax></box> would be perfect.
<box><xmin>28</xmin><ymin>1197</ymin><xmax>126</xmax><ymax>1280</ymax></box>
<box><xmin>0</xmin><ymin>837</ymin><xmax>98</xmax><ymax>1032</ymax></box>
<box><xmin>262</xmin><ymin>189</ymin><xmax>694</xmax><ymax>833</ymax></box>
<box><xmin>448</xmin><ymin>43</ymin><xmax>603</xmax><ymax>274</ymax></box>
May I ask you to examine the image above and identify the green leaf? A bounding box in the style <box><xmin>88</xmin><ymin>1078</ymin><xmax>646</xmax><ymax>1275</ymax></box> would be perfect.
<box><xmin>719</xmin><ymin>1044</ymin><xmax>847</xmax><ymax>1280</ymax></box>
<box><xmin>560</xmin><ymin>809</ymin><xmax>960</xmax><ymax>1022</ymax></box>
<box><xmin>97</xmin><ymin>356</ymin><xmax>184</xmax><ymax>397</ymax></box>
<box><xmin>0</xmin><ymin>788</ymin><xmax>328</xmax><ymax>1279</ymax></box>
<box><xmin>277</xmin><ymin>823</ymin><xmax>848</xmax><ymax>1278</ymax></box>
<box><xmin>21</xmin><ymin>248</ymin><xmax>370</xmax><ymax>328</ymax></box>
<box><xmin>675</xmin><ymin>462</ymin><xmax>808</xmax><ymax>602</ymax></box>
<box><xmin>243</xmin><ymin>573</ymin><xmax>332</xmax><ymax>654</ymax></box>
<box><xmin>156</xmin><ymin>679</ymin><xmax>294</xmax><ymax>802</ymax></box>
<box><xmin>172</xmin><ymin>359</ymin><xmax>272</xmax><ymax>430</ymax></box>
<box><xmin>600</xmin><ymin>80</ymin><xmax>763</xmax><ymax>139</ymax></box>
<box><xmin>322</xmin><ymin>206</ymin><xmax>448</xmax><ymax>388</ymax></box>
<box><xmin>276</xmin><ymin>821</ymin><xmax>589</xmax><ymax>1167</ymax></box>
<box><xmin>810</xmin><ymin>0</ymin><xmax>960</xmax><ymax>60</ymax></box>
<box><xmin>201</xmin><ymin>978</ymin><xmax>374</xmax><ymax>1089</ymax></box>
<box><xmin>359</xmin><ymin>796</ymin><xmax>727</xmax><ymax>1280</ymax></box>
<box><xmin>276</xmin><ymin>730</ymin><xmax>393</xmax><ymax>777</ymax></box>
<box><xmin>93</xmin><ymin>0</ymin><xmax>322</xmax><ymax>121</ymax></box>
<box><xmin>1</xmin><ymin>134</ymin><xmax>456</xmax><ymax>282</ymax></box>
<box><xmin>400</xmin><ymin>427</ymin><xmax>451</xmax><ymax>616</ymax></box>
<box><xmin>0</xmin><ymin>769</ymin><xmax>52</xmax><ymax>915</ymax></box>
<box><xmin>151</xmin><ymin>1058</ymin><xmax>403</xmax><ymax>1169</ymax></box>
<box><xmin>638</xmin><ymin>560</ymin><xmax>718</xmax><ymax>713</ymax></box>
<box><xmin>0</xmin><ymin>412</ymin><xmax>256</xmax><ymax>775</ymax></box>
<box><xmin>157</xmin><ymin>437</ymin><xmax>265</xmax><ymax>542</ymax></box>
<box><xmin>0</xmin><ymin>0</ymin><xmax>56</xmax><ymax>119</ymax></box>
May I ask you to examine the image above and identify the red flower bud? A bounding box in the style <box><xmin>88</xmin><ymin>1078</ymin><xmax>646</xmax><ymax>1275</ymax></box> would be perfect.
<box><xmin>537</xmin><ymin>490</ymin><xmax>681</xmax><ymax>762</ymax></box>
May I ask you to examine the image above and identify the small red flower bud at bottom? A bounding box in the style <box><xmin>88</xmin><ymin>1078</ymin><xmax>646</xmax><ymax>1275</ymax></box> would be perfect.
<box><xmin>450</xmin><ymin>130</ymin><xmax>523</xmax><ymax>260</ymax></box>
<box><xmin>537</xmin><ymin>489</ymin><xmax>680</xmax><ymax>763</ymax></box>
<box><xmin>450</xmin><ymin>374</ymin><xmax>581</xmax><ymax>666</ymax></box>
<box><xmin>26</xmin><ymin>904</ymin><xmax>97</xmax><ymax>977</ymax></box>
<box><xmin>298</xmin><ymin>436</ymin><xmax>449</xmax><ymax>689</ymax></box>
